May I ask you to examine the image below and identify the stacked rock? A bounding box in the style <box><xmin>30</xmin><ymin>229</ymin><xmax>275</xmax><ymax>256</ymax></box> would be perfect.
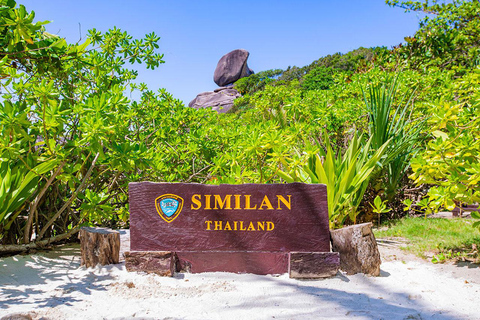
<box><xmin>189</xmin><ymin>49</ymin><xmax>254</xmax><ymax>113</ymax></box>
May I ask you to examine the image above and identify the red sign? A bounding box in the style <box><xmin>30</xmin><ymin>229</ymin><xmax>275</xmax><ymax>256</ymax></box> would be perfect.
<box><xmin>130</xmin><ymin>182</ymin><xmax>330</xmax><ymax>253</ymax></box>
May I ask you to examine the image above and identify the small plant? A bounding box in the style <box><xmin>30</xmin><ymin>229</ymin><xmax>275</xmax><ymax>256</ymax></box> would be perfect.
<box><xmin>431</xmin><ymin>251</ymin><xmax>451</xmax><ymax>264</ymax></box>
<box><xmin>402</xmin><ymin>198</ymin><xmax>434</xmax><ymax>216</ymax></box>
<box><xmin>431</xmin><ymin>245</ymin><xmax>468</xmax><ymax>264</ymax></box>
<box><xmin>370</xmin><ymin>196</ymin><xmax>392</xmax><ymax>226</ymax></box>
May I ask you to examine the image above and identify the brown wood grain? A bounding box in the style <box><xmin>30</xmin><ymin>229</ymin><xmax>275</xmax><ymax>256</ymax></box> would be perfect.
<box><xmin>176</xmin><ymin>251</ymin><xmax>289</xmax><ymax>275</ymax></box>
<box><xmin>289</xmin><ymin>252</ymin><xmax>340</xmax><ymax>279</ymax></box>
<box><xmin>79</xmin><ymin>227</ymin><xmax>120</xmax><ymax>267</ymax></box>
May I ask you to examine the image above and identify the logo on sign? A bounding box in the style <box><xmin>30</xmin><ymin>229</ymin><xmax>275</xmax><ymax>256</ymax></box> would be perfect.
<box><xmin>155</xmin><ymin>194</ymin><xmax>184</xmax><ymax>223</ymax></box>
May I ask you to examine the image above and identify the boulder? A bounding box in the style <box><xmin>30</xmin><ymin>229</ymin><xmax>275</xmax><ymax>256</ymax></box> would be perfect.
<box><xmin>214</xmin><ymin>49</ymin><xmax>254</xmax><ymax>87</ymax></box>
<box><xmin>188</xmin><ymin>88</ymin><xmax>240</xmax><ymax>113</ymax></box>
<box><xmin>330</xmin><ymin>222</ymin><xmax>381</xmax><ymax>276</ymax></box>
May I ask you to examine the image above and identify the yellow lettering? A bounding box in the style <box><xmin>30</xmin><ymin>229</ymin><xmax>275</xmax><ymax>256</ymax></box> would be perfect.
<box><xmin>259</xmin><ymin>195</ymin><xmax>274</xmax><ymax>210</ymax></box>
<box><xmin>266</xmin><ymin>221</ymin><xmax>275</xmax><ymax>231</ymax></box>
<box><xmin>277</xmin><ymin>195</ymin><xmax>291</xmax><ymax>210</ymax></box>
<box><xmin>191</xmin><ymin>194</ymin><xmax>202</xmax><ymax>210</ymax></box>
<box><xmin>205</xmin><ymin>220</ymin><xmax>212</xmax><ymax>230</ymax></box>
<box><xmin>234</xmin><ymin>194</ymin><xmax>241</xmax><ymax>209</ymax></box>
<box><xmin>205</xmin><ymin>195</ymin><xmax>212</xmax><ymax>210</ymax></box>
<box><xmin>239</xmin><ymin>221</ymin><xmax>247</xmax><ymax>231</ymax></box>
<box><xmin>205</xmin><ymin>220</ymin><xmax>274</xmax><ymax>231</ymax></box>
<box><xmin>257</xmin><ymin>221</ymin><xmax>265</xmax><ymax>231</ymax></box>
<box><xmin>214</xmin><ymin>194</ymin><xmax>232</xmax><ymax>210</ymax></box>
<box><xmin>244</xmin><ymin>195</ymin><xmax>257</xmax><ymax>210</ymax></box>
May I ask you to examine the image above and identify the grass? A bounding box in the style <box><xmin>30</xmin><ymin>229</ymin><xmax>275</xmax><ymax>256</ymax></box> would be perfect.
<box><xmin>375</xmin><ymin>217</ymin><xmax>480</xmax><ymax>263</ymax></box>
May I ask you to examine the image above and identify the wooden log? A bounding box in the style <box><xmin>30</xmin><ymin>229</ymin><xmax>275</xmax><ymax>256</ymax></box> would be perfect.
<box><xmin>124</xmin><ymin>251</ymin><xmax>175</xmax><ymax>276</ymax></box>
<box><xmin>289</xmin><ymin>252</ymin><xmax>340</xmax><ymax>279</ymax></box>
<box><xmin>0</xmin><ymin>227</ymin><xmax>79</xmax><ymax>254</ymax></box>
<box><xmin>79</xmin><ymin>227</ymin><xmax>120</xmax><ymax>267</ymax></box>
<box><xmin>330</xmin><ymin>222</ymin><xmax>381</xmax><ymax>276</ymax></box>
<box><xmin>452</xmin><ymin>204</ymin><xmax>480</xmax><ymax>217</ymax></box>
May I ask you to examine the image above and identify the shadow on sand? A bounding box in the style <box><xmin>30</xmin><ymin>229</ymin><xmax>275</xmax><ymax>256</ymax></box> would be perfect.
<box><xmin>0</xmin><ymin>246</ymin><xmax>122</xmax><ymax>310</ymax></box>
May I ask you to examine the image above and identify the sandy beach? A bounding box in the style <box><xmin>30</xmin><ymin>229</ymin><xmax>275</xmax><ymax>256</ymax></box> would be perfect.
<box><xmin>1</xmin><ymin>231</ymin><xmax>479</xmax><ymax>320</ymax></box>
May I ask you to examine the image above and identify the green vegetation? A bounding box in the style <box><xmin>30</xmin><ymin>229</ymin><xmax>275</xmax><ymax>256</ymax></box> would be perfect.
<box><xmin>279</xmin><ymin>133</ymin><xmax>390</xmax><ymax>228</ymax></box>
<box><xmin>376</xmin><ymin>217</ymin><xmax>480</xmax><ymax>263</ymax></box>
<box><xmin>301</xmin><ymin>66</ymin><xmax>336</xmax><ymax>91</ymax></box>
<box><xmin>0</xmin><ymin>0</ymin><xmax>218</xmax><ymax>248</ymax></box>
<box><xmin>2</xmin><ymin>0</ymin><xmax>480</xmax><ymax>251</ymax></box>
<box><xmin>386</xmin><ymin>0</ymin><xmax>480</xmax><ymax>70</ymax></box>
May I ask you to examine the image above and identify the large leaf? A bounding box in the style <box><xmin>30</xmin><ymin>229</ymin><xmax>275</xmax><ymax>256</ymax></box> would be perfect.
<box><xmin>0</xmin><ymin>159</ymin><xmax>58</xmax><ymax>223</ymax></box>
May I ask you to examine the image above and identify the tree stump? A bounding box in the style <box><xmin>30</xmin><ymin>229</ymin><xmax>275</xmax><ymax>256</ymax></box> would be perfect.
<box><xmin>330</xmin><ymin>222</ymin><xmax>381</xmax><ymax>276</ymax></box>
<box><xmin>79</xmin><ymin>227</ymin><xmax>120</xmax><ymax>267</ymax></box>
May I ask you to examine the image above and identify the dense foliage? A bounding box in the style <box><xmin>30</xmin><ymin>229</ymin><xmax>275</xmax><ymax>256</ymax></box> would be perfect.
<box><xmin>386</xmin><ymin>0</ymin><xmax>480</xmax><ymax>71</ymax></box>
<box><xmin>1</xmin><ymin>0</ymin><xmax>480</xmax><ymax>250</ymax></box>
<box><xmin>0</xmin><ymin>0</ymin><xmax>221</xmax><ymax>247</ymax></box>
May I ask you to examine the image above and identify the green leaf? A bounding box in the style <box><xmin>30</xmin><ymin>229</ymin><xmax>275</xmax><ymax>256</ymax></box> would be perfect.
<box><xmin>374</xmin><ymin>196</ymin><xmax>382</xmax><ymax>208</ymax></box>
<box><xmin>471</xmin><ymin>211</ymin><xmax>480</xmax><ymax>220</ymax></box>
<box><xmin>432</xmin><ymin>130</ymin><xmax>448</xmax><ymax>140</ymax></box>
<box><xmin>277</xmin><ymin>170</ymin><xmax>295</xmax><ymax>183</ymax></box>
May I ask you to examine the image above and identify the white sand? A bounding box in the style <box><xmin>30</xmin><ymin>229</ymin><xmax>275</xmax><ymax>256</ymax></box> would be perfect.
<box><xmin>1</xmin><ymin>232</ymin><xmax>479</xmax><ymax>320</ymax></box>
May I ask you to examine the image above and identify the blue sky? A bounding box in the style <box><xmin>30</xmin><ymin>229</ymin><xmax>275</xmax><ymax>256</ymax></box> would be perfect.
<box><xmin>21</xmin><ymin>1</ymin><xmax>423</xmax><ymax>104</ymax></box>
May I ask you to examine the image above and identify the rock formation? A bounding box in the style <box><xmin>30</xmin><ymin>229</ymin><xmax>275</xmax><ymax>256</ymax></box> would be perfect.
<box><xmin>188</xmin><ymin>87</ymin><xmax>241</xmax><ymax>113</ymax></box>
<box><xmin>188</xmin><ymin>49</ymin><xmax>254</xmax><ymax>113</ymax></box>
<box><xmin>214</xmin><ymin>49</ymin><xmax>254</xmax><ymax>87</ymax></box>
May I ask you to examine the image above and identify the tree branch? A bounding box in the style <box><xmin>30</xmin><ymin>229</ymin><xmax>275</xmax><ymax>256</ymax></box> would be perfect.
<box><xmin>38</xmin><ymin>152</ymin><xmax>100</xmax><ymax>240</ymax></box>
<box><xmin>0</xmin><ymin>227</ymin><xmax>80</xmax><ymax>254</ymax></box>
<box><xmin>23</xmin><ymin>162</ymin><xmax>65</xmax><ymax>244</ymax></box>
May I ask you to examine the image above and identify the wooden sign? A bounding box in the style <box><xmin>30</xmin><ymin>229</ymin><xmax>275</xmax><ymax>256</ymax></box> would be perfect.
<box><xmin>128</xmin><ymin>182</ymin><xmax>338</xmax><ymax>276</ymax></box>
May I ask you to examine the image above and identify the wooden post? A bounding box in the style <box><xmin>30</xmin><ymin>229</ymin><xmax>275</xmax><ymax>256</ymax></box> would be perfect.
<box><xmin>289</xmin><ymin>252</ymin><xmax>340</xmax><ymax>279</ymax></box>
<box><xmin>79</xmin><ymin>227</ymin><xmax>120</xmax><ymax>267</ymax></box>
<box><xmin>124</xmin><ymin>251</ymin><xmax>176</xmax><ymax>276</ymax></box>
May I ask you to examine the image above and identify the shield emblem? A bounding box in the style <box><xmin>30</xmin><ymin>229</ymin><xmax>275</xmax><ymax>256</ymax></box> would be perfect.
<box><xmin>155</xmin><ymin>194</ymin><xmax>184</xmax><ymax>223</ymax></box>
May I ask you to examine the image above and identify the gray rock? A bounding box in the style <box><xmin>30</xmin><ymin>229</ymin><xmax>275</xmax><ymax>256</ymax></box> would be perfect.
<box><xmin>214</xmin><ymin>49</ymin><xmax>254</xmax><ymax>87</ymax></box>
<box><xmin>188</xmin><ymin>88</ymin><xmax>241</xmax><ymax>113</ymax></box>
<box><xmin>330</xmin><ymin>222</ymin><xmax>381</xmax><ymax>276</ymax></box>
<box><xmin>213</xmin><ymin>85</ymin><xmax>234</xmax><ymax>92</ymax></box>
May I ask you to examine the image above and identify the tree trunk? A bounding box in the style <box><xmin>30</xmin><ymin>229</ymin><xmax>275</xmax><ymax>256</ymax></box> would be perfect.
<box><xmin>330</xmin><ymin>222</ymin><xmax>381</xmax><ymax>276</ymax></box>
<box><xmin>79</xmin><ymin>227</ymin><xmax>120</xmax><ymax>267</ymax></box>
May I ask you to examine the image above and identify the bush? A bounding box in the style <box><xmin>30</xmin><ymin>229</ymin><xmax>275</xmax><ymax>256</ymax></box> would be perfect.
<box><xmin>301</xmin><ymin>66</ymin><xmax>336</xmax><ymax>91</ymax></box>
